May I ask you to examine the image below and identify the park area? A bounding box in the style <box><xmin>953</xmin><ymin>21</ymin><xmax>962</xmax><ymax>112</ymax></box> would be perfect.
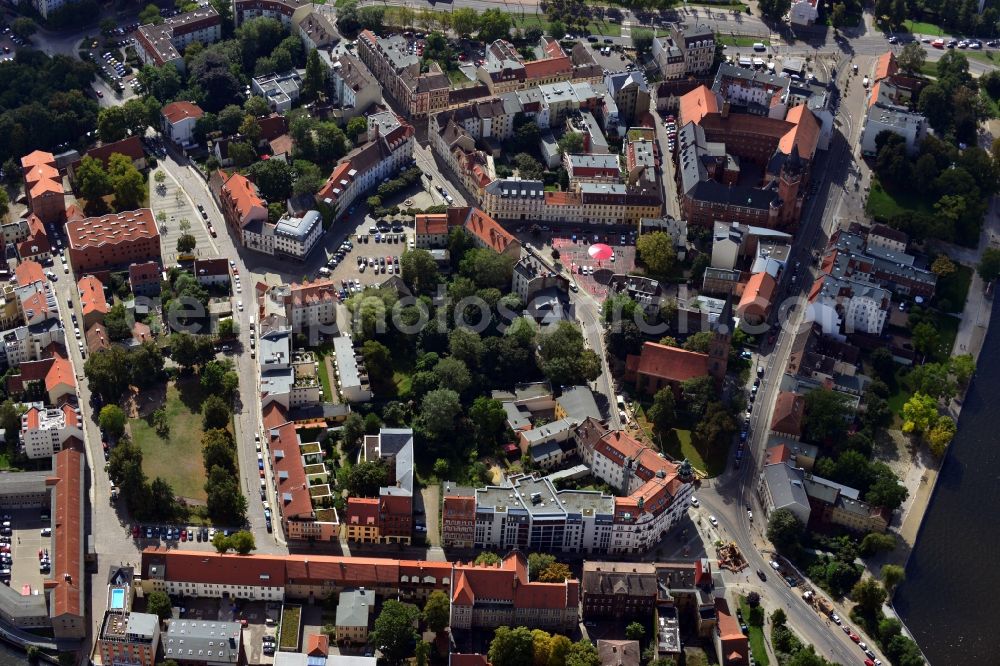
<box><xmin>128</xmin><ymin>378</ymin><xmax>213</xmax><ymax>502</ymax></box>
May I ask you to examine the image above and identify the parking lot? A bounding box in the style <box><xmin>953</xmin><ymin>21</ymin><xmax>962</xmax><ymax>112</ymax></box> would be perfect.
<box><xmin>551</xmin><ymin>234</ymin><xmax>637</xmax><ymax>300</ymax></box>
<box><xmin>151</xmin><ymin>165</ymin><xmax>219</xmax><ymax>264</ymax></box>
<box><xmin>3</xmin><ymin>509</ymin><xmax>52</xmax><ymax>595</ymax></box>
<box><xmin>0</xmin><ymin>24</ymin><xmax>24</xmax><ymax>63</ymax></box>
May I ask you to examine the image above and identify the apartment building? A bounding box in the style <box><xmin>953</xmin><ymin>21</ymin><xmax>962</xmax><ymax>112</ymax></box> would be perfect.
<box><xmin>334</xmin><ymin>589</ymin><xmax>373</xmax><ymax>645</ymax></box>
<box><xmin>356</xmin><ymin>30</ymin><xmax>450</xmax><ymax>118</ymax></box>
<box><xmin>651</xmin><ymin>34</ymin><xmax>686</xmax><ymax>80</ymax></box>
<box><xmin>135</xmin><ymin>5</ymin><xmax>221</xmax><ymax>71</ymax></box>
<box><xmin>162</xmin><ymin>620</ymin><xmax>244</xmax><ymax>664</ymax></box>
<box><xmin>673</xmin><ymin>23</ymin><xmax>715</xmax><ymax>76</ymax></box>
<box><xmin>78</xmin><ymin>275</ymin><xmax>109</xmax><ymax>329</ymax></box>
<box><xmin>328</xmin><ymin>51</ymin><xmax>380</xmax><ymax>119</ymax></box>
<box><xmin>331</xmin><ymin>335</ymin><xmax>372</xmax><ymax>403</ymax></box>
<box><xmin>450</xmin><ymin>551</ymin><xmax>579</xmax><ymax>632</ymax></box>
<box><xmin>262</xmin><ymin>280</ymin><xmax>338</xmax><ymax>333</ymax></box>
<box><xmin>264</xmin><ymin>407</ymin><xmax>340</xmax><ymax>542</ymax></box>
<box><xmin>441</xmin><ymin>484</ymin><xmax>476</xmax><ymax>549</ymax></box>
<box><xmin>233</xmin><ymin>0</ymin><xmax>310</xmax><ymax>27</ymax></box>
<box><xmin>139</xmin><ymin>549</ymin><xmax>575</xmax><ymax>627</ymax></box>
<box><xmin>345</xmin><ymin>429</ymin><xmax>414</xmax><ymax>545</ymax></box>
<box><xmin>823</xmin><ymin>229</ymin><xmax>936</xmax><ymax>299</ymax></box>
<box><xmin>476</xmin><ymin>38</ymin><xmax>573</xmax><ymax>94</ymax></box>
<box><xmin>808</xmin><ymin>274</ymin><xmax>890</xmax><ymax>339</ymax></box>
<box><xmin>66</xmin><ymin>209</ymin><xmax>161</xmax><ymax>273</ymax></box>
<box><xmin>21</xmin><ymin>151</ymin><xmax>65</xmax><ymax>226</ymax></box>
<box><xmin>414</xmin><ymin>214</ymin><xmax>450</xmax><ymax>249</ymax></box>
<box><xmin>20</xmin><ymin>403</ymin><xmax>82</xmax><ymax>460</ymax></box>
<box><xmin>482</xmin><ymin>178</ymin><xmax>661</xmax><ymax>227</ymax></box>
<box><xmin>252</xmin><ymin>70</ymin><xmax>302</xmax><ymax>113</ymax></box>
<box><xmin>316</xmin><ymin>111</ymin><xmax>414</xmax><ymax>222</ymax></box>
<box><xmin>161</xmin><ymin>101</ymin><xmax>204</xmax><ymax>148</ymax></box>
<box><xmin>258</xmin><ymin>328</ymin><xmax>321</xmax><ymax>409</ymax></box>
<box><xmin>97</xmin><ymin>612</ymin><xmax>160</xmax><ymax>666</ymax></box>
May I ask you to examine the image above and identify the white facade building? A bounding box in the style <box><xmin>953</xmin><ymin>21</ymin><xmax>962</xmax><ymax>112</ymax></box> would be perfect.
<box><xmin>789</xmin><ymin>0</ymin><xmax>819</xmax><ymax>26</ymax></box>
<box><xmin>20</xmin><ymin>403</ymin><xmax>83</xmax><ymax>460</ymax></box>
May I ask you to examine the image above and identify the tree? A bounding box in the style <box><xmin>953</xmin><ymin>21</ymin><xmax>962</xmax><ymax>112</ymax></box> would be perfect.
<box><xmin>451</xmin><ymin>8</ymin><xmax>478</xmax><ymax>37</ymax></box>
<box><xmin>11</xmin><ymin>17</ymin><xmax>36</xmax><ymax>40</ymax></box>
<box><xmin>648</xmin><ymin>387</ymin><xmax>676</xmax><ymax>435</ymax></box>
<box><xmin>979</xmin><ymin>247</ymin><xmax>1000</xmax><ymax>282</ymax></box>
<box><xmin>851</xmin><ymin>578</ymin><xmax>887</xmax><ymax>616</ymax></box>
<box><xmin>683</xmin><ymin>331</ymin><xmax>713</xmax><ymax>354</ymax></box>
<box><xmin>927</xmin><ymin>415</ymin><xmax>957</xmax><ymax>456</ymax></box>
<box><xmin>830</xmin><ymin>2</ymin><xmax>847</xmax><ymax>27</ymax></box>
<box><xmin>489</xmin><ymin>626</ymin><xmax>535</xmax><ymax>666</ymax></box>
<box><xmin>901</xmin><ymin>392</ymin><xmax>938</xmax><ymax>434</ymax></box>
<box><xmin>108</xmin><ymin>154</ymin><xmax>146</xmax><ymax>210</ymax></box>
<box><xmin>176</xmin><ymin>234</ymin><xmax>197</xmax><ymax>254</ymax></box>
<box><xmin>758</xmin><ymin>0</ymin><xmax>791</xmax><ymax>20</ymax></box>
<box><xmin>897</xmin><ymin>41</ymin><xmax>926</xmax><ymax>74</ymax></box>
<box><xmin>803</xmin><ymin>388</ymin><xmax>850</xmax><ymax>443</ymax></box>
<box><xmin>204</xmin><ymin>465</ymin><xmax>247</xmax><ymax>524</ymax></box>
<box><xmin>202</xmin><ymin>428</ymin><xmax>236</xmax><ymax>473</ymax></box>
<box><xmin>548</xmin><ymin>19</ymin><xmax>566</xmax><ymax>40</ymax></box>
<box><xmin>514</xmin><ymin>152</ymin><xmax>544</xmax><ymax>180</ymax></box>
<box><xmin>866</xmin><ymin>471</ymin><xmax>909</xmax><ymax>511</ymax></box>
<box><xmin>632</xmin><ymin>31</ymin><xmax>653</xmax><ymax>58</ymax></box>
<box><xmin>680</xmin><ymin>375</ymin><xmax>716</xmax><ymax>419</ymax></box>
<box><xmin>881</xmin><ymin>564</ymin><xmax>905</xmax><ymax>592</ymax></box>
<box><xmin>528</xmin><ymin>553</ymin><xmax>556</xmax><ymax>581</ymax></box>
<box><xmin>860</xmin><ymin>532</ymin><xmax>897</xmax><ymax>555</ymax></box>
<box><xmin>636</xmin><ymin>231</ymin><xmax>676</xmax><ymax>276</ymax></box>
<box><xmin>478</xmin><ymin>8</ymin><xmax>512</xmax><ymax>42</ymax></box>
<box><xmin>248</xmin><ymin>158</ymin><xmax>294</xmax><ymax>201</ymax></box>
<box><xmin>557</xmin><ymin>132</ymin><xmax>585</xmax><ymax>156</ymax></box>
<box><xmin>146</xmin><ymin>590</ymin><xmax>172</xmax><ymax>621</ymax></box>
<box><xmin>950</xmin><ymin>354</ymin><xmax>976</xmax><ymax>387</ymax></box>
<box><xmin>302</xmin><ymin>48</ymin><xmax>326</xmax><ymax>102</ymax></box>
<box><xmin>341</xmin><ymin>413</ymin><xmax>365</xmax><ymax>450</ymax></box>
<box><xmin>361</xmin><ymin>340</ymin><xmax>393</xmax><ymax>385</ymax></box>
<box><xmin>565</xmin><ymin>639</ymin><xmax>601</xmax><ymax>666</ymax></box>
<box><xmin>767</xmin><ymin>508</ymin><xmax>803</xmax><ymax>554</ymax></box>
<box><xmin>930</xmin><ymin>255</ymin><xmax>956</xmax><ymax>278</ymax></box>
<box><xmin>229</xmin><ymin>530</ymin><xmax>255</xmax><ymax>555</ymax></box>
<box><xmin>75</xmin><ymin>156</ymin><xmax>111</xmax><ymax>201</ymax></box>
<box><xmin>371</xmin><ymin>601</ymin><xmax>420</xmax><ymax>665</ymax></box>
<box><xmin>625</xmin><ymin>622</ymin><xmax>645</xmax><ymax>641</ymax></box>
<box><xmin>345</xmin><ymin>459</ymin><xmax>388</xmax><ymax>496</ymax></box>
<box><xmin>538</xmin><ymin>322</ymin><xmax>601</xmax><ymax>386</ymax></box>
<box><xmin>771</xmin><ymin>608</ymin><xmax>787</xmax><ymax>627</ymax></box>
<box><xmin>139</xmin><ymin>3</ymin><xmax>164</xmax><ymax>25</ymax></box>
<box><xmin>400</xmin><ymin>249</ymin><xmax>440</xmax><ymax>294</ymax></box>
<box><xmin>99</xmin><ymin>405</ymin><xmax>127</xmax><ymax>439</ymax></box>
<box><xmin>423</xmin><ymin>590</ymin><xmax>450</xmax><ymax>633</ymax></box>
<box><xmin>918</xmin><ymin>83</ymin><xmax>951</xmax><ymax>133</ymax></box>
<box><xmin>85</xmin><ymin>347</ymin><xmax>132</xmax><ymax>403</ymax></box>
<box><xmin>474</xmin><ymin>551</ymin><xmax>501</xmax><ymax>565</ymax></box>
<box><xmin>212</xmin><ymin>531</ymin><xmax>232</xmax><ymax>553</ymax></box>
<box><xmin>202</xmin><ymin>394</ymin><xmax>231</xmax><ymax>430</ymax></box>
<box><xmin>421</xmin><ymin>389</ymin><xmax>462</xmax><ymax>437</ymax></box>
<box><xmin>433</xmin><ymin>357</ymin><xmax>471</xmax><ymax>394</ymax></box>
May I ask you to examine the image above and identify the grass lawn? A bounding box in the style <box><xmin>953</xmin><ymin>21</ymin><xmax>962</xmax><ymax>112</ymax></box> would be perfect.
<box><xmin>635</xmin><ymin>402</ymin><xmax>726</xmax><ymax>478</ymax></box>
<box><xmin>720</xmin><ymin>35</ymin><xmax>769</xmax><ymax>47</ymax></box>
<box><xmin>865</xmin><ymin>179</ymin><xmax>933</xmax><ymax>221</ymax></box>
<box><xmin>934</xmin><ymin>264</ymin><xmax>973</xmax><ymax>314</ymax></box>
<box><xmin>130</xmin><ymin>379</ymin><xmax>213</xmax><ymax>501</ymax></box>
<box><xmin>738</xmin><ymin>597</ymin><xmax>770</xmax><ymax>666</ymax></box>
<box><xmin>934</xmin><ymin>314</ymin><xmax>960</xmax><ymax>359</ymax></box>
<box><xmin>512</xmin><ymin>14</ymin><xmax>621</xmax><ymax>37</ymax></box>
<box><xmin>887</xmin><ymin>383</ymin><xmax>909</xmax><ymax>416</ymax></box>
<box><xmin>278</xmin><ymin>605</ymin><xmax>300</xmax><ymax>650</ymax></box>
<box><xmin>904</xmin><ymin>20</ymin><xmax>944</xmax><ymax>36</ymax></box>
<box><xmin>919</xmin><ymin>61</ymin><xmax>939</xmax><ymax>78</ymax></box>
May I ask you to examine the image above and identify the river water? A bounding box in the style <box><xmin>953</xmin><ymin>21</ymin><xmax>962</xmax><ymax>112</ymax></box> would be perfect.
<box><xmin>894</xmin><ymin>304</ymin><xmax>1000</xmax><ymax>665</ymax></box>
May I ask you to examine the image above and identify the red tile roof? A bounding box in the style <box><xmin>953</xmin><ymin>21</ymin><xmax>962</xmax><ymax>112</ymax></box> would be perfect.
<box><xmin>262</xmin><ymin>402</ymin><xmax>288</xmax><ymax>430</ymax></box>
<box><xmin>24</xmin><ymin>406</ymin><xmax>40</xmax><ymax>430</ymax></box>
<box><xmin>316</xmin><ymin>162</ymin><xmax>352</xmax><ymax>203</ymax></box>
<box><xmin>132</xmin><ymin>321</ymin><xmax>152</xmax><ymax>343</ymax></box>
<box><xmin>306</xmin><ymin>634</ymin><xmax>329</xmax><ymax>657</ymax></box>
<box><xmin>779</xmin><ymin>105</ymin><xmax>821</xmax><ymax>160</ymax></box>
<box><xmin>29</xmin><ymin>177</ymin><xmax>64</xmax><ymax>199</ymax></box>
<box><xmin>346</xmin><ymin>497</ymin><xmax>379</xmax><ymax>526</ymax></box>
<box><xmin>25</xmin><ymin>163</ymin><xmax>59</xmax><ymax>186</ymax></box>
<box><xmin>269</xmin><ymin>421</ymin><xmax>313</xmax><ymax>520</ymax></box>
<box><xmin>15</xmin><ymin>260</ymin><xmax>45</xmax><ymax>287</ymax></box>
<box><xmin>78</xmin><ymin>275</ymin><xmax>109</xmax><ymax>318</ymax></box>
<box><xmin>81</xmin><ymin>136</ymin><xmax>145</xmax><ymax>169</ymax></box>
<box><xmin>679</xmin><ymin>86</ymin><xmax>718</xmax><ymax>125</ymax></box>
<box><xmin>21</xmin><ymin>291</ymin><xmax>50</xmax><ymax>320</ymax></box>
<box><xmin>738</xmin><ymin>272</ymin><xmax>776</xmax><ymax>313</ymax></box>
<box><xmin>765</xmin><ymin>443</ymin><xmax>791</xmax><ymax>465</ymax></box>
<box><xmin>415</xmin><ymin>213</ymin><xmax>449</xmax><ymax>236</ymax></box>
<box><xmin>771</xmin><ymin>391</ymin><xmax>805</xmax><ymax>437</ymax></box>
<box><xmin>162</xmin><ymin>101</ymin><xmax>204</xmax><ymax>124</ymax></box>
<box><xmin>18</xmin><ymin>214</ymin><xmax>51</xmax><ymax>259</ymax></box>
<box><xmin>257</xmin><ymin>113</ymin><xmax>289</xmax><ymax>142</ymax></box>
<box><xmin>61</xmin><ymin>403</ymin><xmax>80</xmax><ymax>429</ymax></box>
<box><xmin>524</xmin><ymin>55</ymin><xmax>572</xmax><ymax>80</ymax></box>
<box><xmin>874</xmin><ymin>51</ymin><xmax>898</xmax><ymax>81</ymax></box>
<box><xmin>86</xmin><ymin>322</ymin><xmax>111</xmax><ymax>352</ymax></box>
<box><xmin>462</xmin><ymin>207</ymin><xmax>519</xmax><ymax>256</ymax></box>
<box><xmin>290</xmin><ymin>280</ymin><xmax>337</xmax><ymax>306</ymax></box>
<box><xmin>67</xmin><ymin>209</ymin><xmax>159</xmax><ymax>250</ymax></box>
<box><xmin>629</xmin><ymin>342</ymin><xmax>709</xmax><ymax>384</ymax></box>
<box><xmin>49</xmin><ymin>448</ymin><xmax>84</xmax><ymax>620</ymax></box>
<box><xmin>46</xmin><ymin>350</ymin><xmax>76</xmax><ymax>394</ymax></box>
<box><xmin>128</xmin><ymin>261</ymin><xmax>161</xmax><ymax>287</ymax></box>
<box><xmin>221</xmin><ymin>172</ymin><xmax>266</xmax><ymax>227</ymax></box>
<box><xmin>716</xmin><ymin>597</ymin><xmax>750</xmax><ymax>664</ymax></box>
<box><xmin>21</xmin><ymin>150</ymin><xmax>56</xmax><ymax>171</ymax></box>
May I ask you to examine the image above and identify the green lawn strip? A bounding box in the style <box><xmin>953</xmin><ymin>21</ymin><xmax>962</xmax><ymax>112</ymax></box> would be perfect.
<box><xmin>934</xmin><ymin>314</ymin><xmax>960</xmax><ymax>359</ymax></box>
<box><xmin>634</xmin><ymin>402</ymin><xmax>724</xmax><ymax>478</ymax></box>
<box><xmin>719</xmin><ymin>35</ymin><xmax>769</xmax><ymax>47</ymax></box>
<box><xmin>903</xmin><ymin>20</ymin><xmax>944</xmax><ymax>36</ymax></box>
<box><xmin>865</xmin><ymin>179</ymin><xmax>933</xmax><ymax>220</ymax></box>
<box><xmin>278</xmin><ymin>605</ymin><xmax>301</xmax><ymax>650</ymax></box>
<box><xmin>738</xmin><ymin>597</ymin><xmax>770</xmax><ymax>666</ymax></box>
<box><xmin>130</xmin><ymin>379</ymin><xmax>212</xmax><ymax>501</ymax></box>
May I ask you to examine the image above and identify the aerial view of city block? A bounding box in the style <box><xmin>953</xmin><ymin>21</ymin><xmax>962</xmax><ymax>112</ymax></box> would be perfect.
<box><xmin>0</xmin><ymin>0</ymin><xmax>996</xmax><ymax>663</ymax></box>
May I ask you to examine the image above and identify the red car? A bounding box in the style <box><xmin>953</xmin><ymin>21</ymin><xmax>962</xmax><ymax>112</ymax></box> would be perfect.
<box><xmin>259</xmin><ymin>469</ymin><xmax>265</xmax><ymax>478</ymax></box>
<box><xmin>180</xmin><ymin>530</ymin><xmax>187</xmax><ymax>542</ymax></box>
<box><xmin>132</xmin><ymin>525</ymin><xmax>140</xmax><ymax>538</ymax></box>
<box><xmin>850</xmin><ymin>633</ymin><xmax>860</xmax><ymax>643</ymax></box>
<box><xmin>864</xmin><ymin>660</ymin><xmax>875</xmax><ymax>666</ymax></box>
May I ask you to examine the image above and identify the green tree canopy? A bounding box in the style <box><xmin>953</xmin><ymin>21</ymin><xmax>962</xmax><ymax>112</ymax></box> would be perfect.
<box><xmin>98</xmin><ymin>404</ymin><xmax>127</xmax><ymax>439</ymax></box>
<box><xmin>370</xmin><ymin>601</ymin><xmax>420</xmax><ymax>665</ymax></box>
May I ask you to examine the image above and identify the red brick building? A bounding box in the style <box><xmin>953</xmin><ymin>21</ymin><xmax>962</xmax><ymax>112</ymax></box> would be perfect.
<box><xmin>21</xmin><ymin>150</ymin><xmax>65</xmax><ymax>225</ymax></box>
<box><xmin>67</xmin><ymin>209</ymin><xmax>161</xmax><ymax>274</ymax></box>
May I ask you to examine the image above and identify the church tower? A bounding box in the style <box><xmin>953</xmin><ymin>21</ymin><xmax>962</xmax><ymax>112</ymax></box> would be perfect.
<box><xmin>708</xmin><ymin>296</ymin><xmax>734</xmax><ymax>386</ymax></box>
<box><xmin>777</xmin><ymin>144</ymin><xmax>804</xmax><ymax>228</ymax></box>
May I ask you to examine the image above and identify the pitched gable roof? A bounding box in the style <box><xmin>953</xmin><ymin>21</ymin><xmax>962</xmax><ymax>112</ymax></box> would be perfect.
<box><xmin>628</xmin><ymin>341</ymin><xmax>709</xmax><ymax>383</ymax></box>
<box><xmin>462</xmin><ymin>207</ymin><xmax>520</xmax><ymax>256</ymax></box>
<box><xmin>162</xmin><ymin>101</ymin><xmax>204</xmax><ymax>124</ymax></box>
<box><xmin>679</xmin><ymin>85</ymin><xmax>718</xmax><ymax>125</ymax></box>
<box><xmin>15</xmin><ymin>260</ymin><xmax>45</xmax><ymax>287</ymax></box>
<box><xmin>771</xmin><ymin>391</ymin><xmax>805</xmax><ymax>437</ymax></box>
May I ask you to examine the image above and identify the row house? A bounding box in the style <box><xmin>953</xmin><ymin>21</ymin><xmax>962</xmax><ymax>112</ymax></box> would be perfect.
<box><xmin>482</xmin><ymin>178</ymin><xmax>661</xmax><ymax>227</ymax></box>
<box><xmin>316</xmin><ymin>112</ymin><xmax>414</xmax><ymax>222</ymax></box>
<box><xmin>356</xmin><ymin>30</ymin><xmax>450</xmax><ymax>118</ymax></box>
<box><xmin>345</xmin><ymin>429</ymin><xmax>414</xmax><ymax>545</ymax></box>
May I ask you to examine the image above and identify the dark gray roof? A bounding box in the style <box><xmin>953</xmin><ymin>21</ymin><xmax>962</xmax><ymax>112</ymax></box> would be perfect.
<box><xmin>762</xmin><ymin>462</ymin><xmax>809</xmax><ymax>514</ymax></box>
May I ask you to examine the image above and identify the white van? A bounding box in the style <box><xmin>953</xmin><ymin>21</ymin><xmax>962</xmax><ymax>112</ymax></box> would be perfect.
<box><xmin>753</xmin><ymin>42</ymin><xmax>766</xmax><ymax>52</ymax></box>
